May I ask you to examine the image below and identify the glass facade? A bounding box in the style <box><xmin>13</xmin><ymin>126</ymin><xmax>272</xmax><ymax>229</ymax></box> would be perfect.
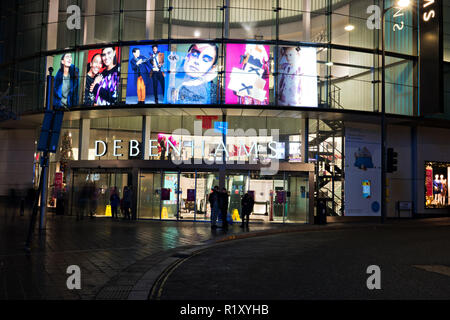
<box><xmin>0</xmin><ymin>0</ymin><xmax>429</xmax><ymax>118</ymax></box>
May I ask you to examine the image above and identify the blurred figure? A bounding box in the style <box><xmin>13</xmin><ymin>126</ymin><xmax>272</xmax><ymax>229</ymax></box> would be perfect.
<box><xmin>77</xmin><ymin>183</ymin><xmax>89</xmax><ymax>221</ymax></box>
<box><xmin>89</xmin><ymin>183</ymin><xmax>98</xmax><ymax>219</ymax></box>
<box><xmin>241</xmin><ymin>192</ymin><xmax>254</xmax><ymax>230</ymax></box>
<box><xmin>208</xmin><ymin>186</ymin><xmax>220</xmax><ymax>229</ymax></box>
<box><xmin>55</xmin><ymin>189</ymin><xmax>65</xmax><ymax>216</ymax></box>
<box><xmin>219</xmin><ymin>187</ymin><xmax>229</xmax><ymax>231</ymax></box>
<box><xmin>110</xmin><ymin>187</ymin><xmax>120</xmax><ymax>219</ymax></box>
<box><xmin>122</xmin><ymin>186</ymin><xmax>132</xmax><ymax>220</ymax></box>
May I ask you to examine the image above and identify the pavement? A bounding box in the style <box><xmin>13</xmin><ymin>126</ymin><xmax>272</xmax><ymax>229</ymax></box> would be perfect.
<box><xmin>1</xmin><ymin>204</ymin><xmax>450</xmax><ymax>300</ymax></box>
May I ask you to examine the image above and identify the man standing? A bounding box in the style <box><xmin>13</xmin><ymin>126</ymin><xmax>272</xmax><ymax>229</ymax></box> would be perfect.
<box><xmin>150</xmin><ymin>45</ymin><xmax>165</xmax><ymax>104</ymax></box>
<box><xmin>130</xmin><ymin>48</ymin><xmax>150</xmax><ymax>104</ymax></box>
<box><xmin>241</xmin><ymin>192</ymin><xmax>254</xmax><ymax>229</ymax></box>
<box><xmin>219</xmin><ymin>188</ymin><xmax>229</xmax><ymax>230</ymax></box>
<box><xmin>208</xmin><ymin>186</ymin><xmax>220</xmax><ymax>229</ymax></box>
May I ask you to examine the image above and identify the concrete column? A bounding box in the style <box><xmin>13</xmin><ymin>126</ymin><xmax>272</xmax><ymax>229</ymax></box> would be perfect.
<box><xmin>142</xmin><ymin>116</ymin><xmax>151</xmax><ymax>159</ymax></box>
<box><xmin>303</xmin><ymin>118</ymin><xmax>309</xmax><ymax>163</ymax></box>
<box><xmin>83</xmin><ymin>0</ymin><xmax>96</xmax><ymax>44</ymax></box>
<box><xmin>302</xmin><ymin>0</ymin><xmax>311</xmax><ymax>42</ymax></box>
<box><xmin>79</xmin><ymin>119</ymin><xmax>91</xmax><ymax>160</ymax></box>
<box><xmin>146</xmin><ymin>0</ymin><xmax>156</xmax><ymax>39</ymax></box>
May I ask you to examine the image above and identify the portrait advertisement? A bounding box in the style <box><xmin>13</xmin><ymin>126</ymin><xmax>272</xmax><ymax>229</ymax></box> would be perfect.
<box><xmin>125</xmin><ymin>44</ymin><xmax>168</xmax><ymax>105</ymax></box>
<box><xmin>163</xmin><ymin>43</ymin><xmax>219</xmax><ymax>105</ymax></box>
<box><xmin>278</xmin><ymin>46</ymin><xmax>318</xmax><ymax>107</ymax></box>
<box><xmin>83</xmin><ymin>47</ymin><xmax>121</xmax><ymax>107</ymax></box>
<box><xmin>225</xmin><ymin>44</ymin><xmax>270</xmax><ymax>105</ymax></box>
<box><xmin>52</xmin><ymin>52</ymin><xmax>83</xmax><ymax>109</ymax></box>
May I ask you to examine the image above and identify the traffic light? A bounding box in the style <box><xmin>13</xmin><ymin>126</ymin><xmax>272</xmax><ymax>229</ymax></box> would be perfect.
<box><xmin>387</xmin><ymin>148</ymin><xmax>398</xmax><ymax>173</ymax></box>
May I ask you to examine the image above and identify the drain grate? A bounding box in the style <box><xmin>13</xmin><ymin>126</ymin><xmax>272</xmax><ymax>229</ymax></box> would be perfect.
<box><xmin>96</xmin><ymin>286</ymin><xmax>134</xmax><ymax>300</ymax></box>
<box><xmin>171</xmin><ymin>253</ymin><xmax>190</xmax><ymax>258</ymax></box>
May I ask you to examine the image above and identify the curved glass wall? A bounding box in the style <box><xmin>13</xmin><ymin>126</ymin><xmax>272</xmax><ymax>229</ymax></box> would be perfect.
<box><xmin>2</xmin><ymin>0</ymin><xmax>420</xmax><ymax>117</ymax></box>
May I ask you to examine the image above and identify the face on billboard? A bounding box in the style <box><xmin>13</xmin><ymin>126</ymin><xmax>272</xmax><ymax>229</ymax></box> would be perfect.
<box><xmin>183</xmin><ymin>44</ymin><xmax>217</xmax><ymax>78</ymax></box>
<box><xmin>278</xmin><ymin>46</ymin><xmax>318</xmax><ymax>107</ymax></box>
<box><xmin>225</xmin><ymin>44</ymin><xmax>270</xmax><ymax>105</ymax></box>
<box><xmin>84</xmin><ymin>47</ymin><xmax>120</xmax><ymax>107</ymax></box>
<box><xmin>164</xmin><ymin>43</ymin><xmax>218</xmax><ymax>105</ymax></box>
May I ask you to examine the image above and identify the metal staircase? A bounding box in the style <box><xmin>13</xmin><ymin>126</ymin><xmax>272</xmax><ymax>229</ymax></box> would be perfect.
<box><xmin>310</xmin><ymin>83</ymin><xmax>345</xmax><ymax>216</ymax></box>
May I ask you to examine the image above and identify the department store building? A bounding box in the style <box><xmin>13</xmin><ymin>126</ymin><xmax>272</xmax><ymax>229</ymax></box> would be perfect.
<box><xmin>1</xmin><ymin>0</ymin><xmax>450</xmax><ymax>224</ymax></box>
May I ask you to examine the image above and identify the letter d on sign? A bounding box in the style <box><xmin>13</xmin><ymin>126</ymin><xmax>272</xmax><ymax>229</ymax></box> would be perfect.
<box><xmin>366</xmin><ymin>265</ymin><xmax>381</xmax><ymax>290</ymax></box>
<box><xmin>66</xmin><ymin>265</ymin><xmax>81</xmax><ymax>290</ymax></box>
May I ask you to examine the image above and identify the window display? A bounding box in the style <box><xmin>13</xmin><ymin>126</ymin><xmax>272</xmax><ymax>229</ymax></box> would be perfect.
<box><xmin>425</xmin><ymin>161</ymin><xmax>450</xmax><ymax>208</ymax></box>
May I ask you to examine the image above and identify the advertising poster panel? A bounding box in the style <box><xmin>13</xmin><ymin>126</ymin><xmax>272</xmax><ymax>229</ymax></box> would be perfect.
<box><xmin>425</xmin><ymin>162</ymin><xmax>450</xmax><ymax>208</ymax></box>
<box><xmin>126</xmin><ymin>44</ymin><xmax>168</xmax><ymax>104</ymax></box>
<box><xmin>164</xmin><ymin>43</ymin><xmax>219</xmax><ymax>104</ymax></box>
<box><xmin>52</xmin><ymin>52</ymin><xmax>83</xmax><ymax>108</ymax></box>
<box><xmin>225</xmin><ymin>44</ymin><xmax>270</xmax><ymax>105</ymax></box>
<box><xmin>278</xmin><ymin>46</ymin><xmax>318</xmax><ymax>107</ymax></box>
<box><xmin>83</xmin><ymin>47</ymin><xmax>121</xmax><ymax>107</ymax></box>
<box><xmin>344</xmin><ymin>124</ymin><xmax>381</xmax><ymax>216</ymax></box>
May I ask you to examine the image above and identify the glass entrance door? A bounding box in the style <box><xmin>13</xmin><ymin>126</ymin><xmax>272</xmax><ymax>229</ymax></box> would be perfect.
<box><xmin>71</xmin><ymin>169</ymin><xmax>130</xmax><ymax>218</ymax></box>
<box><xmin>161</xmin><ymin>172</ymin><xmax>178</xmax><ymax>220</ymax></box>
<box><xmin>226</xmin><ymin>173</ymin><xmax>249</xmax><ymax>222</ymax></box>
<box><xmin>138</xmin><ymin>172</ymin><xmax>161</xmax><ymax>219</ymax></box>
<box><xmin>286</xmin><ymin>174</ymin><xmax>309</xmax><ymax>223</ymax></box>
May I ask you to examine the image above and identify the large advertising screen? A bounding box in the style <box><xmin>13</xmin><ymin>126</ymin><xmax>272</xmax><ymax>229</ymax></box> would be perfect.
<box><xmin>83</xmin><ymin>47</ymin><xmax>120</xmax><ymax>107</ymax></box>
<box><xmin>164</xmin><ymin>43</ymin><xmax>218</xmax><ymax>104</ymax></box>
<box><xmin>126</xmin><ymin>44</ymin><xmax>168</xmax><ymax>104</ymax></box>
<box><xmin>344</xmin><ymin>124</ymin><xmax>381</xmax><ymax>216</ymax></box>
<box><xmin>278</xmin><ymin>46</ymin><xmax>318</xmax><ymax>107</ymax></box>
<box><xmin>46</xmin><ymin>43</ymin><xmax>322</xmax><ymax>108</ymax></box>
<box><xmin>425</xmin><ymin>162</ymin><xmax>450</xmax><ymax>209</ymax></box>
<box><xmin>225</xmin><ymin>44</ymin><xmax>270</xmax><ymax>105</ymax></box>
<box><xmin>52</xmin><ymin>52</ymin><xmax>84</xmax><ymax>109</ymax></box>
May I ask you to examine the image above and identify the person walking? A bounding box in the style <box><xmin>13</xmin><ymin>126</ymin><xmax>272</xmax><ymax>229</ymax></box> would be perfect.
<box><xmin>122</xmin><ymin>186</ymin><xmax>132</xmax><ymax>220</ymax></box>
<box><xmin>219</xmin><ymin>187</ymin><xmax>229</xmax><ymax>230</ymax></box>
<box><xmin>110</xmin><ymin>187</ymin><xmax>120</xmax><ymax>220</ymax></box>
<box><xmin>208</xmin><ymin>186</ymin><xmax>220</xmax><ymax>229</ymax></box>
<box><xmin>241</xmin><ymin>192</ymin><xmax>254</xmax><ymax>229</ymax></box>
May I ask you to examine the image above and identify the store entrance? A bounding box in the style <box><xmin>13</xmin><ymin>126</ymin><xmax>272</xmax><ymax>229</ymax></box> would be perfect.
<box><xmin>137</xmin><ymin>169</ymin><xmax>311</xmax><ymax>224</ymax></box>
<box><xmin>70</xmin><ymin>169</ymin><xmax>131</xmax><ymax>217</ymax></box>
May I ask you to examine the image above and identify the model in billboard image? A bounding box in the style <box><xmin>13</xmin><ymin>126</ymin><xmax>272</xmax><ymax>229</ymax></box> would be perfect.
<box><xmin>84</xmin><ymin>53</ymin><xmax>102</xmax><ymax>106</ymax></box>
<box><xmin>84</xmin><ymin>47</ymin><xmax>120</xmax><ymax>106</ymax></box>
<box><xmin>53</xmin><ymin>53</ymin><xmax>80</xmax><ymax>109</ymax></box>
<box><xmin>149</xmin><ymin>45</ymin><xmax>166</xmax><ymax>104</ymax></box>
<box><xmin>164</xmin><ymin>43</ymin><xmax>218</xmax><ymax>104</ymax></box>
<box><xmin>225</xmin><ymin>44</ymin><xmax>270</xmax><ymax>105</ymax></box>
<box><xmin>278</xmin><ymin>46</ymin><xmax>318</xmax><ymax>107</ymax></box>
<box><xmin>129</xmin><ymin>47</ymin><xmax>151</xmax><ymax>104</ymax></box>
<box><xmin>126</xmin><ymin>45</ymin><xmax>167</xmax><ymax>105</ymax></box>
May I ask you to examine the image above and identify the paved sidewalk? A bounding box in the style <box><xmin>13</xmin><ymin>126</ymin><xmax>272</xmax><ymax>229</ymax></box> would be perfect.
<box><xmin>0</xmin><ymin>207</ymin><xmax>283</xmax><ymax>300</ymax></box>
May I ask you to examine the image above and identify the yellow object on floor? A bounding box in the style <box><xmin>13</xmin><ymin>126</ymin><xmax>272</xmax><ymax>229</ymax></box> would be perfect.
<box><xmin>232</xmin><ymin>209</ymin><xmax>241</xmax><ymax>221</ymax></box>
<box><xmin>105</xmin><ymin>205</ymin><xmax>112</xmax><ymax>217</ymax></box>
<box><xmin>161</xmin><ymin>207</ymin><xmax>168</xmax><ymax>219</ymax></box>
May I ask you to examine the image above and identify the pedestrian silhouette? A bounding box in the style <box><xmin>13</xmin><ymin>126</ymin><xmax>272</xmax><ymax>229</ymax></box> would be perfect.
<box><xmin>241</xmin><ymin>192</ymin><xmax>254</xmax><ymax>230</ymax></box>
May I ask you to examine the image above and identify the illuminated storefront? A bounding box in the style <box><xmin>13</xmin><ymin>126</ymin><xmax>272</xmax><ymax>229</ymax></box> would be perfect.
<box><xmin>2</xmin><ymin>0</ymin><xmax>450</xmax><ymax>222</ymax></box>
